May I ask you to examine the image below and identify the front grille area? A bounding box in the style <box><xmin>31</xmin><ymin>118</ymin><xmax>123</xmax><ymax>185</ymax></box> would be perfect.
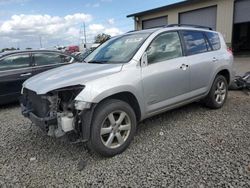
<box><xmin>23</xmin><ymin>88</ymin><xmax>50</xmax><ymax>118</ymax></box>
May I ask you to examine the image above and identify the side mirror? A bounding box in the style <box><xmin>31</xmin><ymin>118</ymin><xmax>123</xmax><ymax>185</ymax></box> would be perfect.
<box><xmin>141</xmin><ymin>52</ymin><xmax>148</xmax><ymax>67</ymax></box>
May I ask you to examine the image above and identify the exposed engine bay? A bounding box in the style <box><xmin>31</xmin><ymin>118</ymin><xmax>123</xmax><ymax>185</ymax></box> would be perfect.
<box><xmin>21</xmin><ymin>85</ymin><xmax>91</xmax><ymax>138</ymax></box>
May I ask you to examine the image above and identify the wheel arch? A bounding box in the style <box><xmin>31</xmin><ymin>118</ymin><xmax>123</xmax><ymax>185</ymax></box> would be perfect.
<box><xmin>96</xmin><ymin>91</ymin><xmax>142</xmax><ymax>122</ymax></box>
<box><xmin>216</xmin><ymin>69</ymin><xmax>230</xmax><ymax>85</ymax></box>
<box><xmin>80</xmin><ymin>91</ymin><xmax>142</xmax><ymax>142</ymax></box>
<box><xmin>204</xmin><ymin>67</ymin><xmax>232</xmax><ymax>98</ymax></box>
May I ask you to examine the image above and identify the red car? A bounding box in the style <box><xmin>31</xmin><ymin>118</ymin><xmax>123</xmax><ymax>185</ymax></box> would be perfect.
<box><xmin>65</xmin><ymin>46</ymin><xmax>79</xmax><ymax>54</ymax></box>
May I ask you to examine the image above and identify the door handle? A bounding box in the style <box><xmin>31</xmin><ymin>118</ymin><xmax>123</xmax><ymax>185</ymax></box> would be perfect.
<box><xmin>180</xmin><ymin>64</ymin><xmax>189</xmax><ymax>70</ymax></box>
<box><xmin>212</xmin><ymin>57</ymin><xmax>219</xmax><ymax>62</ymax></box>
<box><xmin>20</xmin><ymin>73</ymin><xmax>32</xmax><ymax>77</ymax></box>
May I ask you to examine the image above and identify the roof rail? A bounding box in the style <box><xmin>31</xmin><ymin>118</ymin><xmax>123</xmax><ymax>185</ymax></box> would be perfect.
<box><xmin>166</xmin><ymin>24</ymin><xmax>213</xmax><ymax>30</ymax></box>
<box><xmin>126</xmin><ymin>30</ymin><xmax>136</xmax><ymax>33</ymax></box>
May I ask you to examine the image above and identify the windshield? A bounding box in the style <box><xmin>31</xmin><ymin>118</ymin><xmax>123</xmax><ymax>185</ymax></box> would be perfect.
<box><xmin>85</xmin><ymin>33</ymin><xmax>150</xmax><ymax>64</ymax></box>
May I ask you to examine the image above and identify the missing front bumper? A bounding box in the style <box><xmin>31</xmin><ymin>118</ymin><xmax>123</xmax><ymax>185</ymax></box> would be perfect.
<box><xmin>21</xmin><ymin>104</ymin><xmax>57</xmax><ymax>132</ymax></box>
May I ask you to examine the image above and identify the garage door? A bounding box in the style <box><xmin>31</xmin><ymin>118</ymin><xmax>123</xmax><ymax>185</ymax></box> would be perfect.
<box><xmin>179</xmin><ymin>6</ymin><xmax>217</xmax><ymax>30</ymax></box>
<box><xmin>234</xmin><ymin>0</ymin><xmax>250</xmax><ymax>23</ymax></box>
<box><xmin>142</xmin><ymin>16</ymin><xmax>168</xmax><ymax>29</ymax></box>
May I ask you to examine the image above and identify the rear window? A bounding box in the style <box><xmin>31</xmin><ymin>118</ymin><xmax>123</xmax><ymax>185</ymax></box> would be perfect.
<box><xmin>205</xmin><ymin>32</ymin><xmax>221</xmax><ymax>50</ymax></box>
<box><xmin>182</xmin><ymin>31</ymin><xmax>208</xmax><ymax>55</ymax></box>
<box><xmin>33</xmin><ymin>53</ymin><xmax>62</xmax><ymax>66</ymax></box>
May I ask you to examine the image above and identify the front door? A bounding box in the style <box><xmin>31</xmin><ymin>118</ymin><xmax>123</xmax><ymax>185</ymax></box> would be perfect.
<box><xmin>0</xmin><ymin>53</ymin><xmax>32</xmax><ymax>103</ymax></box>
<box><xmin>141</xmin><ymin>31</ymin><xmax>190</xmax><ymax>114</ymax></box>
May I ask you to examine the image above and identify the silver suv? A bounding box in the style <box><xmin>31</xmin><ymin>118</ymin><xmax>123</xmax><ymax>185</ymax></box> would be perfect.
<box><xmin>21</xmin><ymin>25</ymin><xmax>234</xmax><ymax>157</ymax></box>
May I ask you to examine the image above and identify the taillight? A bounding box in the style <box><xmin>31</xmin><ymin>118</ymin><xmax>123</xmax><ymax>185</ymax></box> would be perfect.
<box><xmin>227</xmin><ymin>48</ymin><xmax>233</xmax><ymax>55</ymax></box>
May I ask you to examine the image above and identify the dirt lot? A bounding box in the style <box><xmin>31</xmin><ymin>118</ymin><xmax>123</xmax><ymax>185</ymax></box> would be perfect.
<box><xmin>234</xmin><ymin>57</ymin><xmax>250</xmax><ymax>75</ymax></box>
<box><xmin>0</xmin><ymin>91</ymin><xmax>249</xmax><ymax>187</ymax></box>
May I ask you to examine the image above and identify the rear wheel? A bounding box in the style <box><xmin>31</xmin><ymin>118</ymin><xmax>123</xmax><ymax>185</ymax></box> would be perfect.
<box><xmin>88</xmin><ymin>99</ymin><xmax>136</xmax><ymax>157</ymax></box>
<box><xmin>204</xmin><ymin>75</ymin><xmax>228</xmax><ymax>109</ymax></box>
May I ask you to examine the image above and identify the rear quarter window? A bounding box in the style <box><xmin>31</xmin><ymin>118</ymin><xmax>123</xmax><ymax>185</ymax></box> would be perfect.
<box><xmin>205</xmin><ymin>32</ymin><xmax>221</xmax><ymax>50</ymax></box>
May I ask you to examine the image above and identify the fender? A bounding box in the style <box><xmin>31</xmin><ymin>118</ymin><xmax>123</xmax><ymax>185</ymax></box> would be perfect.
<box><xmin>77</xmin><ymin>86</ymin><xmax>145</xmax><ymax>141</ymax></box>
<box><xmin>75</xmin><ymin>84</ymin><xmax>145</xmax><ymax>117</ymax></box>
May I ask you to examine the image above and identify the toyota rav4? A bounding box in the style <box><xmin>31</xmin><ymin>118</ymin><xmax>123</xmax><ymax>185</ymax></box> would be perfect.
<box><xmin>21</xmin><ymin>25</ymin><xmax>234</xmax><ymax>157</ymax></box>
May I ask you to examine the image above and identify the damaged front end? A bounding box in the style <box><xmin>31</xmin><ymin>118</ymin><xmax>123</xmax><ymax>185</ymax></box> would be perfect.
<box><xmin>21</xmin><ymin>85</ymin><xmax>92</xmax><ymax>140</ymax></box>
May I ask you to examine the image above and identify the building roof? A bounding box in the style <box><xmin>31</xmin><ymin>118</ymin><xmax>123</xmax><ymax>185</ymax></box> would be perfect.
<box><xmin>127</xmin><ymin>0</ymin><xmax>203</xmax><ymax>18</ymax></box>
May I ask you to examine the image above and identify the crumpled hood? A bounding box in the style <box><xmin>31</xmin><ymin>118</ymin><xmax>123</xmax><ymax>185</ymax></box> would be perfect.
<box><xmin>23</xmin><ymin>63</ymin><xmax>123</xmax><ymax>94</ymax></box>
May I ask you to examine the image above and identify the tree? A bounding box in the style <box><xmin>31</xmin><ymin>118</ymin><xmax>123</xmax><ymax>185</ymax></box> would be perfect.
<box><xmin>1</xmin><ymin>47</ymin><xmax>19</xmax><ymax>52</ymax></box>
<box><xmin>94</xmin><ymin>33</ymin><xmax>111</xmax><ymax>44</ymax></box>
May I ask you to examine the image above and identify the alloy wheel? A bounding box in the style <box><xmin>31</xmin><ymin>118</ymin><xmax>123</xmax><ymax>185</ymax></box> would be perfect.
<box><xmin>214</xmin><ymin>80</ymin><xmax>227</xmax><ymax>104</ymax></box>
<box><xmin>100</xmin><ymin>111</ymin><xmax>131</xmax><ymax>149</ymax></box>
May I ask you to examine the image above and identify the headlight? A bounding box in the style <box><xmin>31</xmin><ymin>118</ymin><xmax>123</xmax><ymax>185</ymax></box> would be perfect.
<box><xmin>74</xmin><ymin>101</ymin><xmax>91</xmax><ymax>110</ymax></box>
<box><xmin>54</xmin><ymin>85</ymin><xmax>85</xmax><ymax>93</ymax></box>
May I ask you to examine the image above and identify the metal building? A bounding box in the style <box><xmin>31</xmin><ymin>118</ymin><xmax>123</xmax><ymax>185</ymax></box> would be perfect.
<box><xmin>127</xmin><ymin>0</ymin><xmax>250</xmax><ymax>54</ymax></box>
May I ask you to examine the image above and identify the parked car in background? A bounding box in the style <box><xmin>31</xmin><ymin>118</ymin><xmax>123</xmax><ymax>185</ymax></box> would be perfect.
<box><xmin>65</xmin><ymin>45</ymin><xmax>79</xmax><ymax>54</ymax></box>
<box><xmin>0</xmin><ymin>50</ymin><xmax>79</xmax><ymax>104</ymax></box>
<box><xmin>21</xmin><ymin>25</ymin><xmax>233</xmax><ymax>157</ymax></box>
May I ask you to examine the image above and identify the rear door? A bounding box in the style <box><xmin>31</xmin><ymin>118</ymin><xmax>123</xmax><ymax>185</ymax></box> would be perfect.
<box><xmin>32</xmin><ymin>52</ymin><xmax>74</xmax><ymax>75</ymax></box>
<box><xmin>0</xmin><ymin>53</ymin><xmax>32</xmax><ymax>102</ymax></box>
<box><xmin>181</xmin><ymin>30</ymin><xmax>214</xmax><ymax>94</ymax></box>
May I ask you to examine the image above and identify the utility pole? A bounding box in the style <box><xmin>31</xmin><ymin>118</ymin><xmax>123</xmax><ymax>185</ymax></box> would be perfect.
<box><xmin>84</xmin><ymin>22</ymin><xmax>87</xmax><ymax>49</ymax></box>
<box><xmin>79</xmin><ymin>22</ymin><xmax>87</xmax><ymax>50</ymax></box>
<box><xmin>39</xmin><ymin>36</ymin><xmax>43</xmax><ymax>49</ymax></box>
<box><xmin>17</xmin><ymin>42</ymin><xmax>20</xmax><ymax>50</ymax></box>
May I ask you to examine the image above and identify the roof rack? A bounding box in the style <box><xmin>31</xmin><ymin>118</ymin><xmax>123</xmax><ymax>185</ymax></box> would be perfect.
<box><xmin>126</xmin><ymin>30</ymin><xmax>136</xmax><ymax>33</ymax></box>
<box><xmin>165</xmin><ymin>24</ymin><xmax>213</xmax><ymax>30</ymax></box>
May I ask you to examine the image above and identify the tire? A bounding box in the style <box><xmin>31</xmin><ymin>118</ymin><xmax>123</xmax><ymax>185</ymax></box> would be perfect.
<box><xmin>88</xmin><ymin>99</ymin><xmax>137</xmax><ymax>157</ymax></box>
<box><xmin>204</xmin><ymin>75</ymin><xmax>228</xmax><ymax>109</ymax></box>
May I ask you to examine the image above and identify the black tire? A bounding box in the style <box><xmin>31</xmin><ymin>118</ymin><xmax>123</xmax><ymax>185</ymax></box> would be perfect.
<box><xmin>204</xmin><ymin>75</ymin><xmax>228</xmax><ymax>109</ymax></box>
<box><xmin>88</xmin><ymin>99</ymin><xmax>137</xmax><ymax>157</ymax></box>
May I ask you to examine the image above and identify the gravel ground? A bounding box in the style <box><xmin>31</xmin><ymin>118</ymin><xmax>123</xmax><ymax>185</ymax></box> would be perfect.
<box><xmin>0</xmin><ymin>91</ymin><xmax>249</xmax><ymax>187</ymax></box>
<box><xmin>234</xmin><ymin>57</ymin><xmax>250</xmax><ymax>75</ymax></box>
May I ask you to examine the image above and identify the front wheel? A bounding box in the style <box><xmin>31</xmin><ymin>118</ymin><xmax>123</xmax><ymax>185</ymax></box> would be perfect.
<box><xmin>88</xmin><ymin>99</ymin><xmax>137</xmax><ymax>157</ymax></box>
<box><xmin>204</xmin><ymin>75</ymin><xmax>228</xmax><ymax>109</ymax></box>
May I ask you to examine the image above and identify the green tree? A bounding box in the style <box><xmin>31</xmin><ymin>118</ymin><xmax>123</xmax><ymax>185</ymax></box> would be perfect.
<box><xmin>1</xmin><ymin>47</ymin><xmax>18</xmax><ymax>52</ymax></box>
<box><xmin>94</xmin><ymin>33</ymin><xmax>111</xmax><ymax>44</ymax></box>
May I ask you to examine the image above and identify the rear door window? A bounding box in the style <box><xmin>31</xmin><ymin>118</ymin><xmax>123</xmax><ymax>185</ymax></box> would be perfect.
<box><xmin>0</xmin><ymin>54</ymin><xmax>30</xmax><ymax>71</ymax></box>
<box><xmin>33</xmin><ymin>53</ymin><xmax>62</xmax><ymax>66</ymax></box>
<box><xmin>205</xmin><ymin>32</ymin><xmax>221</xmax><ymax>50</ymax></box>
<box><xmin>182</xmin><ymin>31</ymin><xmax>208</xmax><ymax>55</ymax></box>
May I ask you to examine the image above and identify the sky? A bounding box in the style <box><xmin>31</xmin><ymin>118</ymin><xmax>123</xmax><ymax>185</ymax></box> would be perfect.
<box><xmin>0</xmin><ymin>0</ymin><xmax>182</xmax><ymax>49</ymax></box>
